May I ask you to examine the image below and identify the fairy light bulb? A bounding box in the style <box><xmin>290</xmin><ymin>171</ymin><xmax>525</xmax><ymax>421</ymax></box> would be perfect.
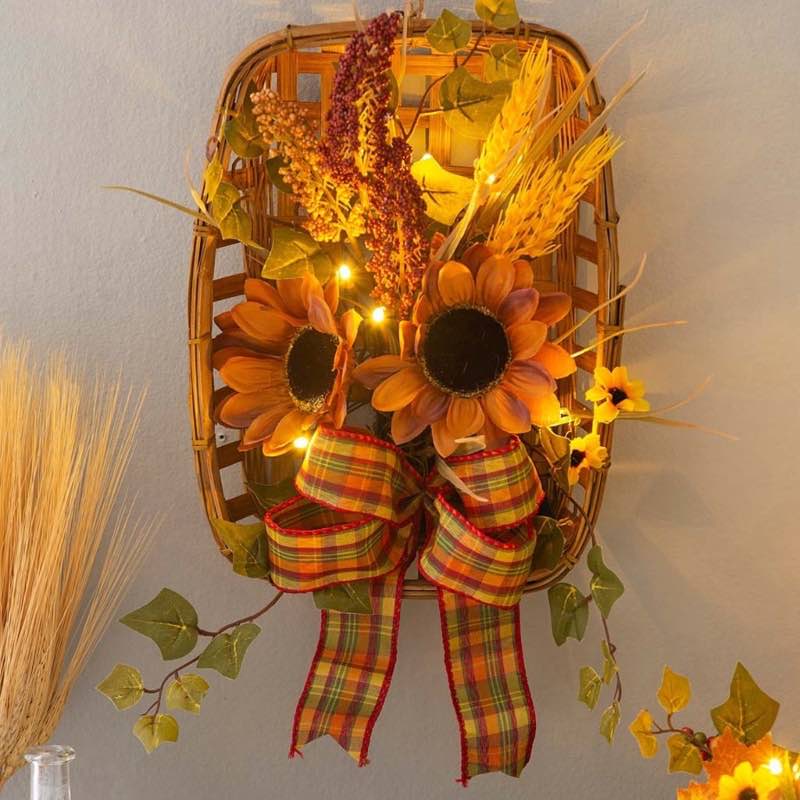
<box><xmin>420</xmin><ymin>152</ymin><xmax>433</xmax><ymax>161</ymax></box>
<box><xmin>337</xmin><ymin>264</ymin><xmax>352</xmax><ymax>282</ymax></box>
<box><xmin>485</xmin><ymin>173</ymin><xmax>497</xmax><ymax>185</ymax></box>
<box><xmin>768</xmin><ymin>757</ymin><xmax>783</xmax><ymax>776</ymax></box>
<box><xmin>370</xmin><ymin>306</ymin><xmax>386</xmax><ymax>324</ymax></box>
<box><xmin>293</xmin><ymin>436</ymin><xmax>309</xmax><ymax>450</ymax></box>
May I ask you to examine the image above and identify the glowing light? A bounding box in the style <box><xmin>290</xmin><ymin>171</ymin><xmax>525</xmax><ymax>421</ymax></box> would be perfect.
<box><xmin>370</xmin><ymin>306</ymin><xmax>386</xmax><ymax>324</ymax></box>
<box><xmin>768</xmin><ymin>758</ymin><xmax>783</xmax><ymax>776</ymax></box>
<box><xmin>420</xmin><ymin>152</ymin><xmax>433</xmax><ymax>161</ymax></box>
<box><xmin>485</xmin><ymin>173</ymin><xmax>497</xmax><ymax>185</ymax></box>
<box><xmin>337</xmin><ymin>264</ymin><xmax>352</xmax><ymax>281</ymax></box>
<box><xmin>293</xmin><ymin>436</ymin><xmax>309</xmax><ymax>450</ymax></box>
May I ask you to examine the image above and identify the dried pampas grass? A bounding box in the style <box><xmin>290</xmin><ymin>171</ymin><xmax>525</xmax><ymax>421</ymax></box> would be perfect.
<box><xmin>0</xmin><ymin>339</ymin><xmax>155</xmax><ymax>788</ymax></box>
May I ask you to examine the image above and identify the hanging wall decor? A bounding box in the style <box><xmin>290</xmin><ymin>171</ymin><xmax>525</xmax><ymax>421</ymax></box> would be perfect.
<box><xmin>98</xmin><ymin>4</ymin><xmax>773</xmax><ymax>789</ymax></box>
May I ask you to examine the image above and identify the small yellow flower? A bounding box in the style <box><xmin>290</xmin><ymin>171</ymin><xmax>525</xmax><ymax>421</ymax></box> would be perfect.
<box><xmin>568</xmin><ymin>433</ymin><xmax>608</xmax><ymax>485</ymax></box>
<box><xmin>717</xmin><ymin>761</ymin><xmax>779</xmax><ymax>800</ymax></box>
<box><xmin>586</xmin><ymin>365</ymin><xmax>650</xmax><ymax>423</ymax></box>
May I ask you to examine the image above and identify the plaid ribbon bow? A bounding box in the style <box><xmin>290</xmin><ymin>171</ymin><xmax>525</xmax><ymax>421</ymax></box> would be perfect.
<box><xmin>263</xmin><ymin>426</ymin><xmax>544</xmax><ymax>783</ymax></box>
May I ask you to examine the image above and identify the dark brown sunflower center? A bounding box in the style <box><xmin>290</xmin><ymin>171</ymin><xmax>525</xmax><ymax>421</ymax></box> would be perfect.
<box><xmin>609</xmin><ymin>387</ymin><xmax>628</xmax><ymax>406</ymax></box>
<box><xmin>739</xmin><ymin>790</ymin><xmax>758</xmax><ymax>800</ymax></box>
<box><xmin>285</xmin><ymin>326</ymin><xmax>338</xmax><ymax>411</ymax></box>
<box><xmin>570</xmin><ymin>449</ymin><xmax>585</xmax><ymax>468</ymax></box>
<box><xmin>421</xmin><ymin>305</ymin><xmax>511</xmax><ymax>397</ymax></box>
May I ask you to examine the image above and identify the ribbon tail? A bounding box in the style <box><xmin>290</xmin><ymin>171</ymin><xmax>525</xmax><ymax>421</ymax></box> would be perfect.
<box><xmin>291</xmin><ymin>570</ymin><xmax>405</xmax><ymax>766</ymax></box>
<box><xmin>437</xmin><ymin>589</ymin><xmax>536</xmax><ymax>784</ymax></box>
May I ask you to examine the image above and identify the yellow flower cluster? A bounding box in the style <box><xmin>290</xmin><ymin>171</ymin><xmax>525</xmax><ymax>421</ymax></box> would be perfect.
<box><xmin>250</xmin><ymin>88</ymin><xmax>365</xmax><ymax>242</ymax></box>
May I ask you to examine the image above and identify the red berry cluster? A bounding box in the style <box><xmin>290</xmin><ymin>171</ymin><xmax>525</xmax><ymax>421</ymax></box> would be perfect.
<box><xmin>321</xmin><ymin>11</ymin><xmax>428</xmax><ymax>319</ymax></box>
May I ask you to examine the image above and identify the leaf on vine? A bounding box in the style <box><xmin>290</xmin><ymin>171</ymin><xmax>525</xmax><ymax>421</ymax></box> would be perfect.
<box><xmin>166</xmin><ymin>674</ymin><xmax>210</xmax><ymax>715</ymax></box>
<box><xmin>475</xmin><ymin>0</ymin><xmax>520</xmax><ymax>30</ymax></box>
<box><xmin>133</xmin><ymin>714</ymin><xmax>179</xmax><ymax>754</ymax></box>
<box><xmin>426</xmin><ymin>9</ymin><xmax>472</xmax><ymax>53</ymax></box>
<box><xmin>410</xmin><ymin>154</ymin><xmax>474</xmax><ymax>225</ymax></box>
<box><xmin>211</xmin><ymin>518</ymin><xmax>269</xmax><ymax>579</ymax></box>
<box><xmin>223</xmin><ymin>83</ymin><xmax>265</xmax><ymax>158</ymax></box>
<box><xmin>262</xmin><ymin>224</ymin><xmax>334</xmax><ymax>281</ymax></box>
<box><xmin>710</xmin><ymin>663</ymin><xmax>779</xmax><ymax>745</ymax></box>
<box><xmin>657</xmin><ymin>666</ymin><xmax>691</xmax><ymax>715</ymax></box>
<box><xmin>440</xmin><ymin>67</ymin><xmax>510</xmax><ymax>140</ymax></box>
<box><xmin>265</xmin><ymin>156</ymin><xmax>294</xmax><ymax>194</ymax></box>
<box><xmin>587</xmin><ymin>545</ymin><xmax>624</xmax><ymax>618</ymax></box>
<box><xmin>628</xmin><ymin>708</ymin><xmax>658</xmax><ymax>758</ymax></box>
<box><xmin>203</xmin><ymin>153</ymin><xmax>224</xmax><ymax>202</ymax></box>
<box><xmin>667</xmin><ymin>733</ymin><xmax>703</xmax><ymax>774</ymax></box>
<box><xmin>96</xmin><ymin>664</ymin><xmax>144</xmax><ymax>711</ymax></box>
<box><xmin>531</xmin><ymin>516</ymin><xmax>565</xmax><ymax>571</ymax></box>
<box><xmin>599</xmin><ymin>701</ymin><xmax>621</xmax><ymax>743</ymax></box>
<box><xmin>578</xmin><ymin>666</ymin><xmax>602</xmax><ymax>710</ymax></box>
<box><xmin>485</xmin><ymin>42</ymin><xmax>522</xmax><ymax>81</ymax></box>
<box><xmin>219</xmin><ymin>204</ymin><xmax>252</xmax><ymax>243</ymax></box>
<box><xmin>314</xmin><ymin>581</ymin><xmax>373</xmax><ymax>615</ymax></box>
<box><xmin>601</xmin><ymin>639</ymin><xmax>618</xmax><ymax>684</ymax></box>
<box><xmin>120</xmin><ymin>588</ymin><xmax>198</xmax><ymax>661</ymax></box>
<box><xmin>197</xmin><ymin>623</ymin><xmax>261</xmax><ymax>679</ymax></box>
<box><xmin>547</xmin><ymin>582</ymin><xmax>589</xmax><ymax>646</ymax></box>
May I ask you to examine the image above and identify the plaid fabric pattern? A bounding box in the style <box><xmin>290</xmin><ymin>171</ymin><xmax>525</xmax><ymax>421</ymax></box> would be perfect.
<box><xmin>438</xmin><ymin>590</ymin><xmax>535</xmax><ymax>783</ymax></box>
<box><xmin>291</xmin><ymin>572</ymin><xmax>404</xmax><ymax>765</ymax></box>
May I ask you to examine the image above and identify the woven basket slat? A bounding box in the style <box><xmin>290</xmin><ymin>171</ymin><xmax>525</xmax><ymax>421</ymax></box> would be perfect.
<box><xmin>188</xmin><ymin>18</ymin><xmax>624</xmax><ymax>597</ymax></box>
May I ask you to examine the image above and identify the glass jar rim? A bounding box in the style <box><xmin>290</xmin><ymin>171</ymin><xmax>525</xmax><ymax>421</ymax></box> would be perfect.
<box><xmin>24</xmin><ymin>745</ymin><xmax>75</xmax><ymax>765</ymax></box>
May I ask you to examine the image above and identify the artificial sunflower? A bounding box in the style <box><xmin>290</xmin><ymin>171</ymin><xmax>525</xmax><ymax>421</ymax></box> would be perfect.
<box><xmin>213</xmin><ymin>273</ymin><xmax>361</xmax><ymax>455</ymax></box>
<box><xmin>717</xmin><ymin>761</ymin><xmax>779</xmax><ymax>800</ymax></box>
<box><xmin>568</xmin><ymin>432</ymin><xmax>608</xmax><ymax>485</ymax></box>
<box><xmin>586</xmin><ymin>365</ymin><xmax>650</xmax><ymax>423</ymax></box>
<box><xmin>353</xmin><ymin>243</ymin><xmax>576</xmax><ymax>456</ymax></box>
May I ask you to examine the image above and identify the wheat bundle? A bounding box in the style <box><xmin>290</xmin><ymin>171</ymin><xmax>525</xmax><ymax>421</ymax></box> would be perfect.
<box><xmin>0</xmin><ymin>339</ymin><xmax>154</xmax><ymax>788</ymax></box>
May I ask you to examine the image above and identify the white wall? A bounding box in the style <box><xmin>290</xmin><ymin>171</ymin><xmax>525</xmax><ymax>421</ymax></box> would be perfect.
<box><xmin>2</xmin><ymin>1</ymin><xmax>799</xmax><ymax>798</ymax></box>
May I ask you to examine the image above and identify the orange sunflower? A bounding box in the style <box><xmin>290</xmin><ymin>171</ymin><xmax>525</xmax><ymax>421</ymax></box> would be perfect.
<box><xmin>353</xmin><ymin>243</ymin><xmax>576</xmax><ymax>456</ymax></box>
<box><xmin>213</xmin><ymin>273</ymin><xmax>361</xmax><ymax>455</ymax></box>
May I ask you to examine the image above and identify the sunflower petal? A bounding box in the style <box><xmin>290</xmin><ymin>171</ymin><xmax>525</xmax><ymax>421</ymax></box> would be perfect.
<box><xmin>399</xmin><ymin>321</ymin><xmax>417</xmax><ymax>361</ymax></box>
<box><xmin>438</xmin><ymin>260</ymin><xmax>475</xmax><ymax>306</ymax></box>
<box><xmin>244</xmin><ymin>278</ymin><xmax>284</xmax><ymax>310</ymax></box>
<box><xmin>533</xmin><ymin>342</ymin><xmax>577</xmax><ymax>379</ymax></box>
<box><xmin>212</xmin><ymin>346</ymin><xmax>265</xmax><ymax>370</ymax></box>
<box><xmin>610</xmin><ymin>365</ymin><xmax>629</xmax><ymax>386</ymax></box>
<box><xmin>446</xmin><ymin>397</ymin><xmax>485</xmax><ymax>439</ymax></box>
<box><xmin>476</xmin><ymin>254</ymin><xmax>516</xmax><ymax>312</ymax></box>
<box><xmin>323</xmin><ymin>277</ymin><xmax>339</xmax><ymax>314</ymax></box>
<box><xmin>498</xmin><ymin>288</ymin><xmax>540</xmax><ymax>327</ymax></box>
<box><xmin>391</xmin><ymin>405</ymin><xmax>429</xmax><ymax>445</ymax></box>
<box><xmin>594</xmin><ymin>401</ymin><xmax>619</xmax><ymax>423</ymax></box>
<box><xmin>268</xmin><ymin>408</ymin><xmax>314</xmax><ymax>449</ymax></box>
<box><xmin>214</xmin><ymin>310</ymin><xmax>237</xmax><ymax>331</ymax></box>
<box><xmin>353</xmin><ymin>355</ymin><xmax>408</xmax><ymax>389</ymax></box>
<box><xmin>431</xmin><ymin>416</ymin><xmax>457</xmax><ymax>457</ymax></box>
<box><xmin>219</xmin><ymin>355</ymin><xmax>285</xmax><ymax>393</ymax></box>
<box><xmin>527</xmin><ymin>392</ymin><xmax>563</xmax><ymax>426</ymax></box>
<box><xmin>241</xmin><ymin>401</ymin><xmax>294</xmax><ymax>449</ymax></box>
<box><xmin>232</xmin><ymin>302</ymin><xmax>295</xmax><ymax>346</ymax></box>
<box><xmin>372</xmin><ymin>366</ymin><xmax>429</xmax><ymax>412</ymax></box>
<box><xmin>512</xmin><ymin>259</ymin><xmax>534</xmax><ymax>289</ymax></box>
<box><xmin>534</xmin><ymin>292</ymin><xmax>571</xmax><ymax>325</ymax></box>
<box><xmin>508</xmin><ymin>321</ymin><xmax>548</xmax><ymax>360</ymax></box>
<box><xmin>339</xmin><ymin>308</ymin><xmax>362</xmax><ymax>348</ymax></box>
<box><xmin>216</xmin><ymin>391</ymin><xmax>286</xmax><ymax>428</ymax></box>
<box><xmin>593</xmin><ymin>366</ymin><xmax>613</xmax><ymax>387</ymax></box>
<box><xmin>502</xmin><ymin>361</ymin><xmax>556</xmax><ymax>399</ymax></box>
<box><xmin>585</xmin><ymin>385</ymin><xmax>609</xmax><ymax>403</ymax></box>
<box><xmin>483</xmin><ymin>385</ymin><xmax>532</xmax><ymax>434</ymax></box>
<box><xmin>412</xmin><ymin>294</ymin><xmax>433</xmax><ymax>325</ymax></box>
<box><xmin>412</xmin><ymin>384</ymin><xmax>450</xmax><ymax>423</ymax></box>
<box><xmin>307</xmin><ymin>293</ymin><xmax>337</xmax><ymax>335</ymax></box>
<box><xmin>277</xmin><ymin>277</ymin><xmax>308</xmax><ymax>317</ymax></box>
<box><xmin>461</xmin><ymin>243</ymin><xmax>494</xmax><ymax>275</ymax></box>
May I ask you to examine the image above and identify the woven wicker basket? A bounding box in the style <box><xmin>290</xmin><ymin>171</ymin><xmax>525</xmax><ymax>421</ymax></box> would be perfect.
<box><xmin>188</xmin><ymin>17</ymin><xmax>624</xmax><ymax>599</ymax></box>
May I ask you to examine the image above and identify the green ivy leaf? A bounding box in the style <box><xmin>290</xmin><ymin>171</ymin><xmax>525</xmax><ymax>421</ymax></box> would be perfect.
<box><xmin>485</xmin><ymin>42</ymin><xmax>522</xmax><ymax>81</ymax></box>
<box><xmin>710</xmin><ymin>663</ymin><xmax>780</xmax><ymax>745</ymax></box>
<box><xmin>667</xmin><ymin>733</ymin><xmax>703</xmax><ymax>774</ymax></box>
<box><xmin>531</xmin><ymin>516</ymin><xmax>565</xmax><ymax>571</ymax></box>
<box><xmin>587</xmin><ymin>545</ymin><xmax>624</xmax><ymax>618</ymax></box>
<box><xmin>120</xmin><ymin>588</ymin><xmax>198</xmax><ymax>661</ymax></box>
<box><xmin>210</xmin><ymin>182</ymin><xmax>239</xmax><ymax>223</ymax></box>
<box><xmin>222</xmin><ymin>83</ymin><xmax>265</xmax><ymax>158</ymax></box>
<box><xmin>197</xmin><ymin>623</ymin><xmax>261</xmax><ymax>679</ymax></box>
<box><xmin>426</xmin><ymin>10</ymin><xmax>472</xmax><ymax>53</ymax></box>
<box><xmin>547</xmin><ymin>583</ymin><xmax>589</xmax><ymax>646</ymax></box>
<box><xmin>578</xmin><ymin>666</ymin><xmax>602</xmax><ymax>710</ymax></box>
<box><xmin>657</xmin><ymin>666</ymin><xmax>691</xmax><ymax>715</ymax></box>
<box><xmin>247</xmin><ymin>477</ymin><xmax>296</xmax><ymax>514</ymax></box>
<box><xmin>440</xmin><ymin>67</ymin><xmax>510</xmax><ymax>140</ymax></box>
<box><xmin>411</xmin><ymin>154</ymin><xmax>475</xmax><ymax>225</ymax></box>
<box><xmin>166</xmin><ymin>674</ymin><xmax>210</xmax><ymax>715</ymax></box>
<box><xmin>475</xmin><ymin>0</ymin><xmax>520</xmax><ymax>30</ymax></box>
<box><xmin>314</xmin><ymin>581</ymin><xmax>373</xmax><ymax>615</ymax></box>
<box><xmin>96</xmin><ymin>664</ymin><xmax>144</xmax><ymax>710</ymax></box>
<box><xmin>219</xmin><ymin>204</ymin><xmax>252</xmax><ymax>243</ymax></box>
<box><xmin>211</xmin><ymin>518</ymin><xmax>269</xmax><ymax>579</ymax></box>
<box><xmin>203</xmin><ymin>153</ymin><xmax>224</xmax><ymax>202</ymax></box>
<box><xmin>262</xmin><ymin>225</ymin><xmax>334</xmax><ymax>281</ymax></box>
<box><xmin>601</xmin><ymin>640</ymin><xmax>618</xmax><ymax>685</ymax></box>
<box><xmin>133</xmin><ymin>714</ymin><xmax>179</xmax><ymax>754</ymax></box>
<box><xmin>599</xmin><ymin>701</ymin><xmax>621</xmax><ymax>743</ymax></box>
<box><xmin>265</xmin><ymin>156</ymin><xmax>294</xmax><ymax>194</ymax></box>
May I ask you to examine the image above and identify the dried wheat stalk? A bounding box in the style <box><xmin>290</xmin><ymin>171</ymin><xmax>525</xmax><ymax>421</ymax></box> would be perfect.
<box><xmin>0</xmin><ymin>339</ymin><xmax>155</xmax><ymax>788</ymax></box>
